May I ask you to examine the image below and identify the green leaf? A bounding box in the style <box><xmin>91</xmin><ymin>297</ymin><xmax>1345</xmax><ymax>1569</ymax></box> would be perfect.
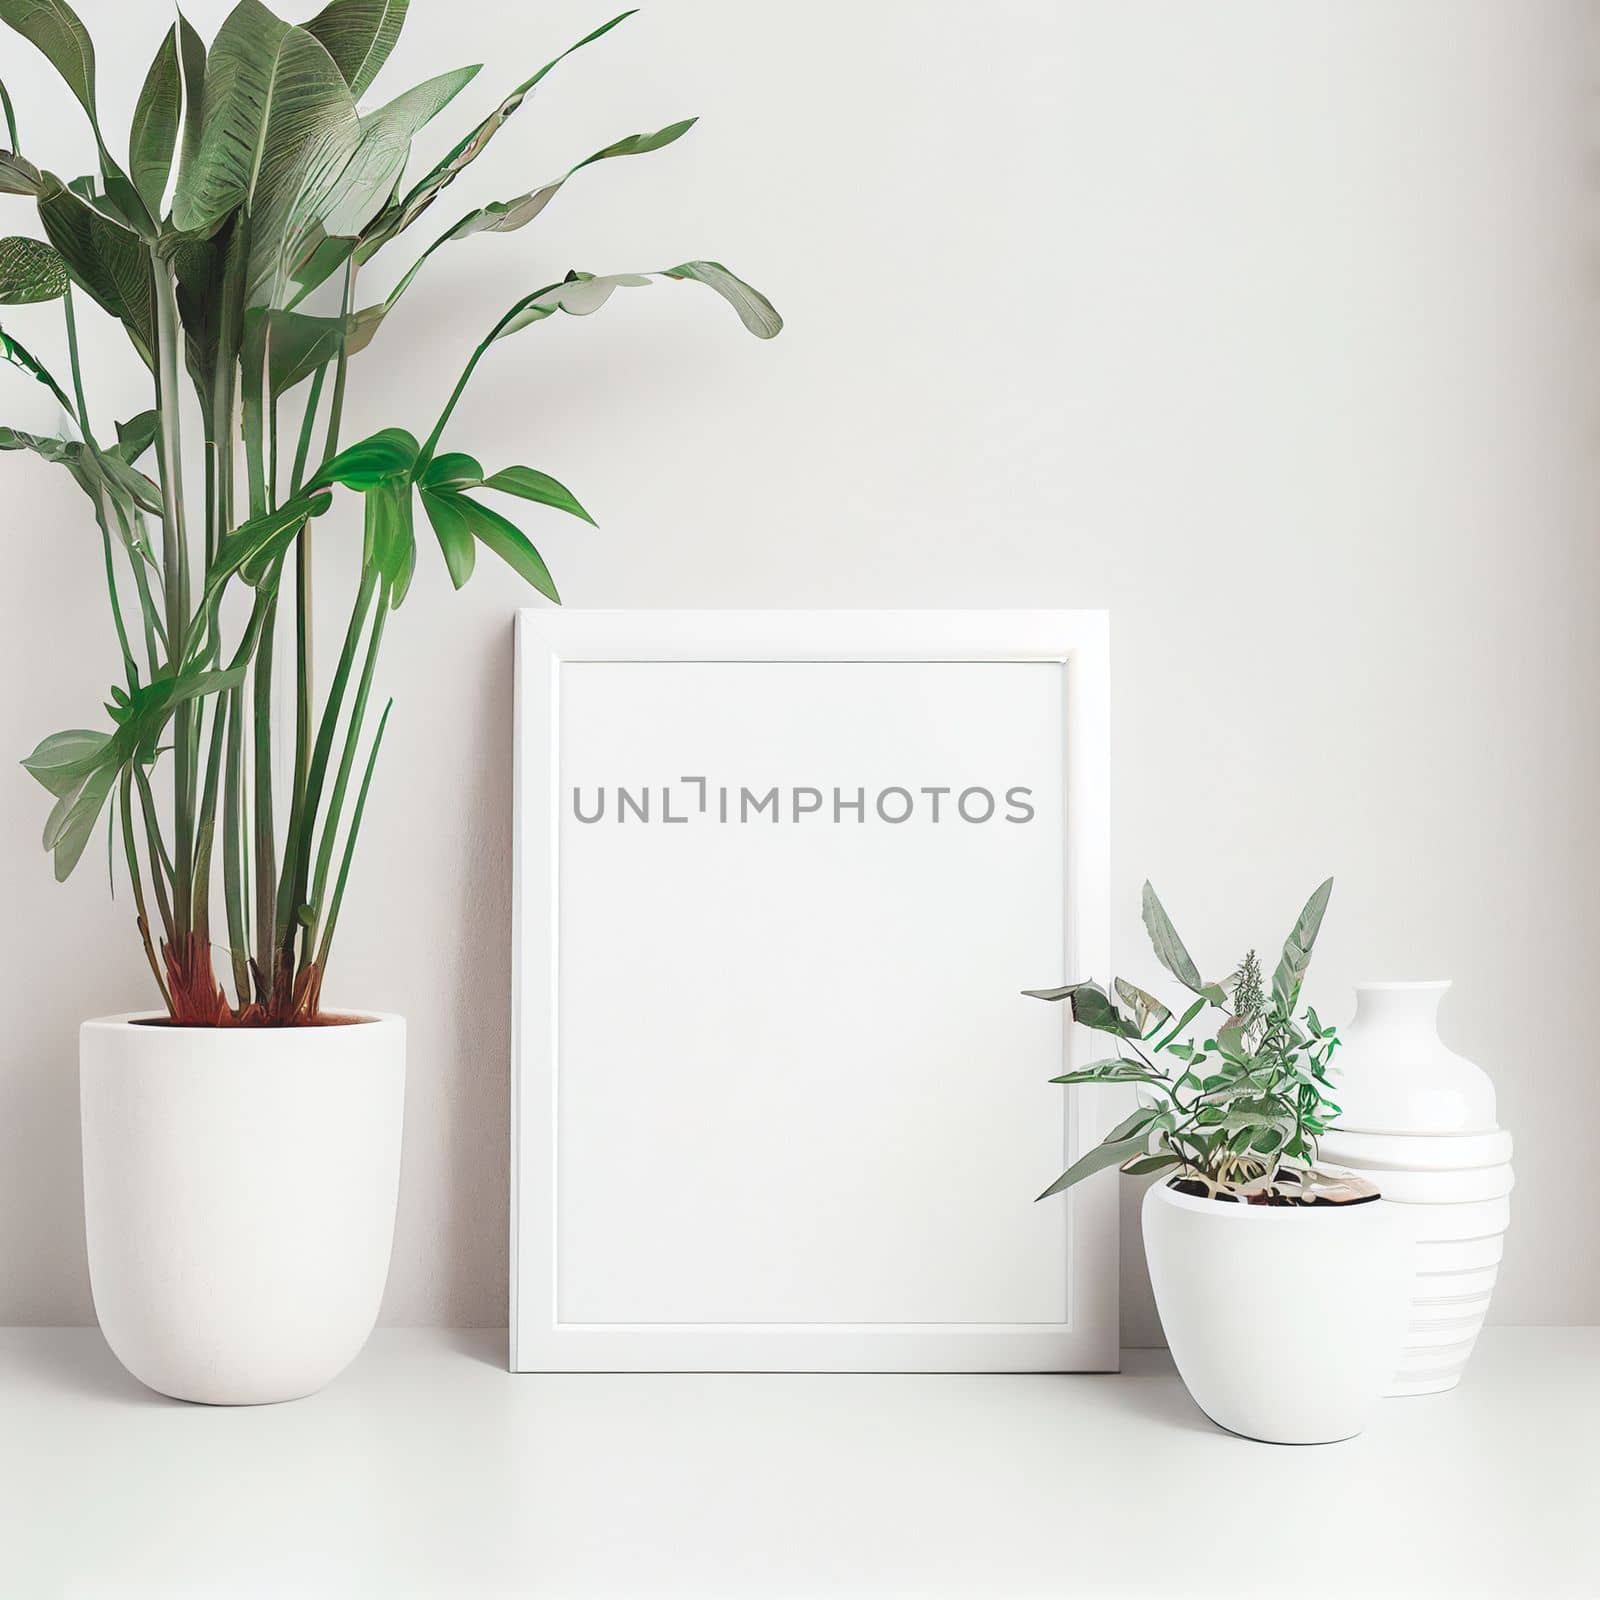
<box><xmin>316</xmin><ymin>63</ymin><xmax>480</xmax><ymax>241</ymax></box>
<box><xmin>1121</xmin><ymin>1153</ymin><xmax>1181</xmax><ymax>1178</ymax></box>
<box><xmin>165</xmin><ymin>664</ymin><xmax>246</xmax><ymax>707</ymax></box>
<box><xmin>1141</xmin><ymin>881</ymin><xmax>1204</xmax><ymax>993</ymax></box>
<box><xmin>1271</xmin><ymin>877</ymin><xmax>1334</xmax><ymax>1010</ymax></box>
<box><xmin>1</xmin><ymin>423</ymin><xmax>160</xmax><ymax>522</ymax></box>
<box><xmin>378</xmin><ymin>118</ymin><xmax>697</xmax><ymax>313</ymax></box>
<box><xmin>111</xmin><ymin>410</ymin><xmax>159</xmax><ymax>463</ymax></box>
<box><xmin>1064</xmin><ymin>981</ymin><xmax>1139</xmax><ymax>1038</ymax></box>
<box><xmin>1155</xmin><ymin>995</ymin><xmax>1206</xmax><ymax>1051</ymax></box>
<box><xmin>1113</xmin><ymin>977</ymin><xmax>1170</xmax><ymax>1037</ymax></box>
<box><xmin>245</xmin><ymin>302</ymin><xmax>385</xmax><ymax>398</ymax></box>
<box><xmin>129</xmin><ymin>24</ymin><xmax>180</xmax><ymax>217</ymax></box>
<box><xmin>418</xmin><ymin>450</ymin><xmax>482</xmax><ymax>491</ymax></box>
<box><xmin>0</xmin><ymin>424</ymin><xmax>78</xmax><ymax>466</ymax></box>
<box><xmin>417</xmin><ymin>484</ymin><xmax>476</xmax><ymax>588</ymax></box>
<box><xmin>0</xmin><ymin>235</ymin><xmax>68</xmax><ymax>303</ymax></box>
<box><xmin>491</xmin><ymin>270</ymin><xmax>652</xmax><ymax>337</ymax></box>
<box><xmin>36</xmin><ymin>180</ymin><xmax>156</xmax><ymax>365</ymax></box>
<box><xmin>174</xmin><ymin>1</ymin><xmax>362</xmax><ymax>308</ymax></box>
<box><xmin>172</xmin><ymin>0</ymin><xmax>292</xmax><ymax>228</ymax></box>
<box><xmin>0</xmin><ymin>0</ymin><xmax>99</xmax><ymax>147</ymax></box>
<box><xmin>310</xmin><ymin>425</ymin><xmax>418</xmax><ymax>489</ymax></box>
<box><xmin>206</xmin><ymin>491</ymin><xmax>333</xmax><ymax>600</ymax></box>
<box><xmin>46</xmin><ymin>760</ymin><xmax>114</xmax><ymax>881</ymax></box>
<box><xmin>1036</xmin><ymin>1134</ymin><xmax>1148</xmax><ymax>1202</ymax></box>
<box><xmin>176</xmin><ymin>12</ymin><xmax>206</xmax><ymax>177</ymax></box>
<box><xmin>0</xmin><ymin>149</ymin><xmax>45</xmax><ymax>195</ymax></box>
<box><xmin>304</xmin><ymin>0</ymin><xmax>409</xmax><ymax>98</ymax></box>
<box><xmin>21</xmin><ymin>727</ymin><xmax>108</xmax><ymax>798</ymax></box>
<box><xmin>426</xmin><ymin>261</ymin><xmax>781</xmax><ymax>462</ymax></box>
<box><xmin>1021</xmin><ymin>982</ymin><xmax>1085</xmax><ymax>1002</ymax></box>
<box><xmin>1103</xmin><ymin>1107</ymin><xmax>1157</xmax><ymax>1144</ymax></box>
<box><xmin>480</xmin><ymin>465</ymin><xmax>595</xmax><ymax>526</ymax></box>
<box><xmin>1048</xmin><ymin>1061</ymin><xmax>1165</xmax><ymax>1086</ymax></box>
<box><xmin>429</xmin><ymin>489</ymin><xmax>559</xmax><ymax>601</ymax></box>
<box><xmin>488</xmin><ymin>264</ymin><xmax>781</xmax><ymax>343</ymax></box>
<box><xmin>353</xmin><ymin>9</ymin><xmax>638</xmax><ymax>263</ymax></box>
<box><xmin>662</xmin><ymin>260</ymin><xmax>783</xmax><ymax>339</ymax></box>
<box><xmin>364</xmin><ymin>475</ymin><xmax>415</xmax><ymax>605</ymax></box>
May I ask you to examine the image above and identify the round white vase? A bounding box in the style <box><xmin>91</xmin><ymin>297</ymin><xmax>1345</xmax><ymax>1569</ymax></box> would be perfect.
<box><xmin>80</xmin><ymin>1013</ymin><xmax>405</xmax><ymax>1405</ymax></box>
<box><xmin>1321</xmin><ymin>981</ymin><xmax>1512</xmax><ymax>1397</ymax></box>
<box><xmin>1141</xmin><ymin>1180</ymin><xmax>1412</xmax><ymax>1444</ymax></box>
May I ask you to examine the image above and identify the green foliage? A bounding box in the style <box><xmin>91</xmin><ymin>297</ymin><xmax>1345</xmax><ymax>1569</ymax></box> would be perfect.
<box><xmin>0</xmin><ymin>233</ymin><xmax>67</xmax><ymax>301</ymax></box>
<box><xmin>1028</xmin><ymin>880</ymin><xmax>1342</xmax><ymax>1202</ymax></box>
<box><xmin>2</xmin><ymin>0</ymin><xmax>780</xmax><ymax>1022</ymax></box>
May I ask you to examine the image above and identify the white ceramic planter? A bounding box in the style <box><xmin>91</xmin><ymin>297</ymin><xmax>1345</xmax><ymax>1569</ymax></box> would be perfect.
<box><xmin>1142</xmin><ymin>1181</ymin><xmax>1411</xmax><ymax>1444</ymax></box>
<box><xmin>80</xmin><ymin>1013</ymin><xmax>405</xmax><ymax>1405</ymax></box>
<box><xmin>1325</xmin><ymin>981</ymin><xmax>1512</xmax><ymax>1397</ymax></box>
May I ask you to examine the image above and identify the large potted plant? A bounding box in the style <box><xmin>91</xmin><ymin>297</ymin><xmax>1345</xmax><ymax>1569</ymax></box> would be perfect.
<box><xmin>1026</xmin><ymin>880</ymin><xmax>1412</xmax><ymax>1443</ymax></box>
<box><xmin>2</xmin><ymin>0</ymin><xmax>778</xmax><ymax>1404</ymax></box>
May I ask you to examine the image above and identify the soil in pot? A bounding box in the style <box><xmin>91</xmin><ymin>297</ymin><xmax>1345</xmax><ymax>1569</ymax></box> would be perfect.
<box><xmin>1168</xmin><ymin>1168</ymin><xmax>1382</xmax><ymax>1207</ymax></box>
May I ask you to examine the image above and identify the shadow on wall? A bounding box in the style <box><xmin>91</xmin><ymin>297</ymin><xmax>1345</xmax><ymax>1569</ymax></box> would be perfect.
<box><xmin>442</xmin><ymin>626</ymin><xmax>516</xmax><ymax>1325</ymax></box>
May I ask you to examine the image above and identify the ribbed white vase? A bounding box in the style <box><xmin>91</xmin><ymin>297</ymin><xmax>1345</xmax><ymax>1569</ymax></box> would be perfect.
<box><xmin>1320</xmin><ymin>982</ymin><xmax>1512</xmax><ymax>1397</ymax></box>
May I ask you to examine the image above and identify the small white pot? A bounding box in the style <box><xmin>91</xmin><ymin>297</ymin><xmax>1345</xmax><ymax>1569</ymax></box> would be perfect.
<box><xmin>80</xmin><ymin>1013</ymin><xmax>405</xmax><ymax>1405</ymax></box>
<box><xmin>1142</xmin><ymin>1180</ymin><xmax>1412</xmax><ymax>1444</ymax></box>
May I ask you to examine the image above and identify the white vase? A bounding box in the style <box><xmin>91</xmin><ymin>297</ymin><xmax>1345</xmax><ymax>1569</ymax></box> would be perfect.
<box><xmin>80</xmin><ymin>1013</ymin><xmax>405</xmax><ymax>1405</ymax></box>
<box><xmin>1320</xmin><ymin>981</ymin><xmax>1512</xmax><ymax>1397</ymax></box>
<box><xmin>1141</xmin><ymin>1180</ymin><xmax>1412</xmax><ymax>1444</ymax></box>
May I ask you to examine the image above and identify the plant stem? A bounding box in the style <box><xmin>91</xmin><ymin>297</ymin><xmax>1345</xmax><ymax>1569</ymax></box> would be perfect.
<box><xmin>291</xmin><ymin>261</ymin><xmax>355</xmax><ymax>816</ymax></box>
<box><xmin>192</xmin><ymin>585</ymin><xmax>276</xmax><ymax>971</ymax></box>
<box><xmin>418</xmin><ymin>287</ymin><xmax>522</xmax><ymax>468</ymax></box>
<box><xmin>150</xmin><ymin>249</ymin><xmax>194</xmax><ymax>939</ymax></box>
<box><xmin>133</xmin><ymin>763</ymin><xmax>175</xmax><ymax>947</ymax></box>
<box><xmin>93</xmin><ymin>492</ymin><xmax>138</xmax><ymax>683</ymax></box>
<box><xmin>275</xmin><ymin>566</ymin><xmax>378</xmax><ymax>979</ymax></box>
<box><xmin>252</xmin><ymin>604</ymin><xmax>278</xmax><ymax>977</ymax></box>
<box><xmin>289</xmin><ymin>365</ymin><xmax>328</xmax><ymax>800</ymax></box>
<box><xmin>64</xmin><ymin>288</ymin><xmax>140</xmax><ymax>682</ymax></box>
<box><xmin>307</xmin><ymin>585</ymin><xmax>388</xmax><ymax>950</ymax></box>
<box><xmin>120</xmin><ymin>769</ymin><xmax>172</xmax><ymax>1013</ymax></box>
<box><xmin>321</xmin><ymin>262</ymin><xmax>356</xmax><ymax>469</ymax></box>
<box><xmin>290</xmin><ymin>365</ymin><xmax>327</xmax><ymax>495</ymax></box>
<box><xmin>313</xmin><ymin>698</ymin><xmax>393</xmax><ymax>979</ymax></box>
<box><xmin>221</xmin><ymin>684</ymin><xmax>250</xmax><ymax>1006</ymax></box>
<box><xmin>190</xmin><ymin>693</ymin><xmax>229</xmax><ymax>954</ymax></box>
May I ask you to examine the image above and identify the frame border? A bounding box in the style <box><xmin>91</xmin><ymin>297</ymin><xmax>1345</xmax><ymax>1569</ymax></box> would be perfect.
<box><xmin>511</xmin><ymin>610</ymin><xmax>1115</xmax><ymax>1371</ymax></box>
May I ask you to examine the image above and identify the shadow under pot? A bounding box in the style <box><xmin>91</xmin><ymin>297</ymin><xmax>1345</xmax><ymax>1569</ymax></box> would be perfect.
<box><xmin>1142</xmin><ymin>1178</ymin><xmax>1411</xmax><ymax>1444</ymax></box>
<box><xmin>79</xmin><ymin>1012</ymin><xmax>405</xmax><ymax>1406</ymax></box>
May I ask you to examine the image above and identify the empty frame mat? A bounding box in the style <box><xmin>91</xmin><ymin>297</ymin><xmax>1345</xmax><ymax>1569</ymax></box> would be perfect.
<box><xmin>512</xmin><ymin>612</ymin><xmax>1113</xmax><ymax>1371</ymax></box>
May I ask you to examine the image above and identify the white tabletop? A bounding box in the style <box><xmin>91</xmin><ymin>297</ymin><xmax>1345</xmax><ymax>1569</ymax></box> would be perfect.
<box><xmin>1</xmin><ymin>1326</ymin><xmax>1591</xmax><ymax>1597</ymax></box>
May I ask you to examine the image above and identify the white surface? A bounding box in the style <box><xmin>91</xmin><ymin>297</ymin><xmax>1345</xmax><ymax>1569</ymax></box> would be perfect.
<box><xmin>4</xmin><ymin>0</ymin><xmax>1598</xmax><ymax>1339</ymax></box>
<box><xmin>1141</xmin><ymin>1182</ymin><xmax>1411</xmax><ymax>1444</ymax></box>
<box><xmin>80</xmin><ymin>1016</ymin><xmax>406</xmax><ymax>1404</ymax></box>
<box><xmin>513</xmin><ymin>611</ymin><xmax>1115</xmax><ymax>1370</ymax></box>
<box><xmin>0</xmin><ymin>1326</ymin><xmax>1592</xmax><ymax>1597</ymax></box>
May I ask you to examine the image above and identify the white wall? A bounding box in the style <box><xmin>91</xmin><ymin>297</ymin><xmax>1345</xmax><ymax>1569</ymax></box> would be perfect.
<box><xmin>3</xmin><ymin>0</ymin><xmax>1596</xmax><ymax>1342</ymax></box>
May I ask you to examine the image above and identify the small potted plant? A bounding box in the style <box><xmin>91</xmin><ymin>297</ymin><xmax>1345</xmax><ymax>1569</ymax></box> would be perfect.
<box><xmin>3</xmin><ymin>0</ymin><xmax>778</xmax><ymax>1403</ymax></box>
<box><xmin>1026</xmin><ymin>879</ymin><xmax>1411</xmax><ymax>1443</ymax></box>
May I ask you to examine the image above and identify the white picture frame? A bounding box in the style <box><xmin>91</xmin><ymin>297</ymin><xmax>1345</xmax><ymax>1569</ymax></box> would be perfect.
<box><xmin>511</xmin><ymin>611</ymin><xmax>1115</xmax><ymax>1372</ymax></box>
